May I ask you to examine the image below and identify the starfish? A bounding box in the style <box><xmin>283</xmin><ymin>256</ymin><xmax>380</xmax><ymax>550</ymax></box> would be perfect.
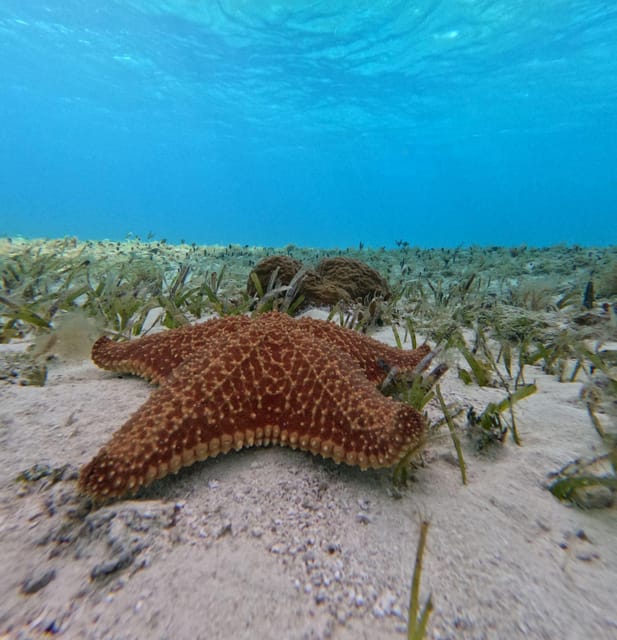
<box><xmin>79</xmin><ymin>312</ymin><xmax>431</xmax><ymax>499</ymax></box>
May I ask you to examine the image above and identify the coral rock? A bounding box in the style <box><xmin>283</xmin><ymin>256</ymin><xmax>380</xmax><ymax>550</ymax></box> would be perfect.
<box><xmin>246</xmin><ymin>255</ymin><xmax>303</xmax><ymax>296</ymax></box>
<box><xmin>247</xmin><ymin>255</ymin><xmax>391</xmax><ymax>308</ymax></box>
<box><xmin>315</xmin><ymin>257</ymin><xmax>391</xmax><ymax>301</ymax></box>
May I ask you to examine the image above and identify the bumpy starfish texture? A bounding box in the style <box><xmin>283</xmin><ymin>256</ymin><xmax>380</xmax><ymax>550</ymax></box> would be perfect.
<box><xmin>80</xmin><ymin>312</ymin><xmax>430</xmax><ymax>499</ymax></box>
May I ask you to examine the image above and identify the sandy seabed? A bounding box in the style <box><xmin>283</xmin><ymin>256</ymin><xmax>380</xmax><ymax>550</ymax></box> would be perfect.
<box><xmin>0</xmin><ymin>240</ymin><xmax>616</xmax><ymax>639</ymax></box>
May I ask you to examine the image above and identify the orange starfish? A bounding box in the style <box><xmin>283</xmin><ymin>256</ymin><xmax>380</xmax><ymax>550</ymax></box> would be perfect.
<box><xmin>79</xmin><ymin>312</ymin><xmax>430</xmax><ymax>499</ymax></box>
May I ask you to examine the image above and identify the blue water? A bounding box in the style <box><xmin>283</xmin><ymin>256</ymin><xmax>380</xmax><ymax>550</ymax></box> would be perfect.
<box><xmin>1</xmin><ymin>1</ymin><xmax>616</xmax><ymax>248</ymax></box>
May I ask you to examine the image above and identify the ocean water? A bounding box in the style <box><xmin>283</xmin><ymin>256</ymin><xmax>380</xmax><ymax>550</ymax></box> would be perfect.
<box><xmin>1</xmin><ymin>1</ymin><xmax>616</xmax><ymax>249</ymax></box>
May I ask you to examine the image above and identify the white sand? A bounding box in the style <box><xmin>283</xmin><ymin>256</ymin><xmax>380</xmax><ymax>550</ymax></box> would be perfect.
<box><xmin>0</xmin><ymin>317</ymin><xmax>616</xmax><ymax>640</ymax></box>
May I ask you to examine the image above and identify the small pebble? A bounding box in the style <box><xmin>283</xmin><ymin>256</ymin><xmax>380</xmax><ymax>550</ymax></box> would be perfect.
<box><xmin>21</xmin><ymin>567</ymin><xmax>56</xmax><ymax>594</ymax></box>
<box><xmin>40</xmin><ymin>618</ymin><xmax>60</xmax><ymax>634</ymax></box>
<box><xmin>110</xmin><ymin>577</ymin><xmax>126</xmax><ymax>592</ymax></box>
<box><xmin>311</xmin><ymin>573</ymin><xmax>323</xmax><ymax>586</ymax></box>
<box><xmin>575</xmin><ymin>486</ymin><xmax>614</xmax><ymax>509</ymax></box>
<box><xmin>303</xmin><ymin>550</ymin><xmax>315</xmax><ymax>563</ymax></box>
<box><xmin>214</xmin><ymin>522</ymin><xmax>232</xmax><ymax>539</ymax></box>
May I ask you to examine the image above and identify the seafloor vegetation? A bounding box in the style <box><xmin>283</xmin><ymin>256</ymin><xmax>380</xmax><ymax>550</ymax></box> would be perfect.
<box><xmin>1</xmin><ymin>235</ymin><xmax>616</xmax><ymax>517</ymax></box>
<box><xmin>1</xmin><ymin>235</ymin><xmax>616</xmax><ymax>638</ymax></box>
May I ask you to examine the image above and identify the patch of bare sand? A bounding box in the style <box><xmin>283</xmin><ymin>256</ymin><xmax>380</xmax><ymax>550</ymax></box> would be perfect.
<box><xmin>0</xmin><ymin>328</ymin><xmax>616</xmax><ymax>640</ymax></box>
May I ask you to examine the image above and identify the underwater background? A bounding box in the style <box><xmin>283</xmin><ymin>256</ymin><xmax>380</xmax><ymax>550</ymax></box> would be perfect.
<box><xmin>1</xmin><ymin>1</ymin><xmax>616</xmax><ymax>249</ymax></box>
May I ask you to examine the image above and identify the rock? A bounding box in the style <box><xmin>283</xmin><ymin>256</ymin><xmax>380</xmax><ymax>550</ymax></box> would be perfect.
<box><xmin>247</xmin><ymin>255</ymin><xmax>391</xmax><ymax>310</ymax></box>
<box><xmin>79</xmin><ymin>502</ymin><xmax>175</xmax><ymax>579</ymax></box>
<box><xmin>576</xmin><ymin>485</ymin><xmax>615</xmax><ymax>509</ymax></box>
<box><xmin>247</xmin><ymin>255</ymin><xmax>303</xmax><ymax>296</ymax></box>
<box><xmin>314</xmin><ymin>257</ymin><xmax>391</xmax><ymax>301</ymax></box>
<box><xmin>0</xmin><ymin>352</ymin><xmax>47</xmax><ymax>386</ymax></box>
<box><xmin>91</xmin><ymin>550</ymin><xmax>134</xmax><ymax>579</ymax></box>
<box><xmin>21</xmin><ymin>566</ymin><xmax>57</xmax><ymax>594</ymax></box>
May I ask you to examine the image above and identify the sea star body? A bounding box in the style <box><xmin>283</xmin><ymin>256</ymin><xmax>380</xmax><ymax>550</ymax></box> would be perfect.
<box><xmin>80</xmin><ymin>312</ymin><xmax>430</xmax><ymax>499</ymax></box>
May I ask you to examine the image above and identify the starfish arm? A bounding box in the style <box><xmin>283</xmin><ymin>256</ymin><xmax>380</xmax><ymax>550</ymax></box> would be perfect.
<box><xmin>79</xmin><ymin>319</ymin><xmax>425</xmax><ymax>499</ymax></box>
<box><xmin>297</xmin><ymin>317</ymin><xmax>432</xmax><ymax>383</ymax></box>
<box><xmin>91</xmin><ymin>315</ymin><xmax>251</xmax><ymax>383</ymax></box>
